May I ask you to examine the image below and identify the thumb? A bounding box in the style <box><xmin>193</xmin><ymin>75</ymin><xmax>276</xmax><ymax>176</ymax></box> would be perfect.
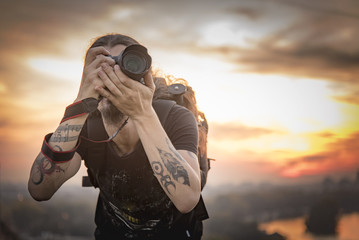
<box><xmin>143</xmin><ymin>68</ymin><xmax>155</xmax><ymax>91</ymax></box>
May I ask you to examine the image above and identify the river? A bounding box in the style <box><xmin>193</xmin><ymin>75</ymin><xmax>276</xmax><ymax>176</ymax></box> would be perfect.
<box><xmin>259</xmin><ymin>213</ymin><xmax>359</xmax><ymax>240</ymax></box>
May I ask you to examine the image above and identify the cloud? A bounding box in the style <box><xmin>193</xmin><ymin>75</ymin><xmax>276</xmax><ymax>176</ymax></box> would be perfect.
<box><xmin>0</xmin><ymin>0</ymin><xmax>134</xmax><ymax>56</ymax></box>
<box><xmin>227</xmin><ymin>7</ymin><xmax>263</xmax><ymax>20</ymax></box>
<box><xmin>279</xmin><ymin>0</ymin><xmax>359</xmax><ymax>20</ymax></box>
<box><xmin>210</xmin><ymin>27</ymin><xmax>359</xmax><ymax>81</ymax></box>
<box><xmin>316</xmin><ymin>131</ymin><xmax>336</xmax><ymax>138</ymax></box>
<box><xmin>210</xmin><ymin>122</ymin><xmax>278</xmax><ymax>141</ymax></box>
<box><xmin>206</xmin><ymin>149</ymin><xmax>284</xmax><ymax>185</ymax></box>
<box><xmin>280</xmin><ymin>132</ymin><xmax>359</xmax><ymax>177</ymax></box>
<box><xmin>193</xmin><ymin>1</ymin><xmax>359</xmax><ymax>105</ymax></box>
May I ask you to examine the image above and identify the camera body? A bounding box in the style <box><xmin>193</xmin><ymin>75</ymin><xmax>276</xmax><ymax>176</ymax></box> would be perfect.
<box><xmin>111</xmin><ymin>44</ymin><xmax>152</xmax><ymax>82</ymax></box>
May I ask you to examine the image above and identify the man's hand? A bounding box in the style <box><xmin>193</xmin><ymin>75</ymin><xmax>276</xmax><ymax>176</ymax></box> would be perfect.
<box><xmin>76</xmin><ymin>47</ymin><xmax>115</xmax><ymax>101</ymax></box>
<box><xmin>95</xmin><ymin>63</ymin><xmax>155</xmax><ymax>119</ymax></box>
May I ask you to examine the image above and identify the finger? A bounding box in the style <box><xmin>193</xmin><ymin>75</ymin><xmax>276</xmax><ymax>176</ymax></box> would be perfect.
<box><xmin>143</xmin><ymin>68</ymin><xmax>155</xmax><ymax>91</ymax></box>
<box><xmin>95</xmin><ymin>86</ymin><xmax>113</xmax><ymax>100</ymax></box>
<box><xmin>85</xmin><ymin>47</ymin><xmax>111</xmax><ymax>63</ymax></box>
<box><xmin>89</xmin><ymin>67</ymin><xmax>106</xmax><ymax>87</ymax></box>
<box><xmin>98</xmin><ymin>68</ymin><xmax>123</xmax><ymax>97</ymax></box>
<box><xmin>101</xmin><ymin>63</ymin><xmax>124</xmax><ymax>91</ymax></box>
<box><xmin>113</xmin><ymin>64</ymin><xmax>139</xmax><ymax>89</ymax></box>
<box><xmin>89</xmin><ymin>55</ymin><xmax>115</xmax><ymax>69</ymax></box>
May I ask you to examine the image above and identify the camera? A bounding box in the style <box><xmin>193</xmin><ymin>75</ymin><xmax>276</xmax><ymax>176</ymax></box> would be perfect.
<box><xmin>111</xmin><ymin>44</ymin><xmax>152</xmax><ymax>82</ymax></box>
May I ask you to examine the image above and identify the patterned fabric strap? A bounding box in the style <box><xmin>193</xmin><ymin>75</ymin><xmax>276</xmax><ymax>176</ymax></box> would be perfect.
<box><xmin>61</xmin><ymin>97</ymin><xmax>98</xmax><ymax>123</ymax></box>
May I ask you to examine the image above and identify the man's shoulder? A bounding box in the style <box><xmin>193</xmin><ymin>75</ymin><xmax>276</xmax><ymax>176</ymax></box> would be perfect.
<box><xmin>168</xmin><ymin>104</ymin><xmax>196</xmax><ymax>122</ymax></box>
<box><xmin>153</xmin><ymin>99</ymin><xmax>195</xmax><ymax>125</ymax></box>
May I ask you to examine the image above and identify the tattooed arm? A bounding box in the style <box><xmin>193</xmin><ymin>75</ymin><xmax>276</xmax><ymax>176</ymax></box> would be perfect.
<box><xmin>28</xmin><ymin>46</ymin><xmax>114</xmax><ymax>201</ymax></box>
<box><xmin>132</xmin><ymin>108</ymin><xmax>201</xmax><ymax>214</ymax></box>
<box><xmin>28</xmin><ymin>115</ymin><xmax>87</xmax><ymax>201</ymax></box>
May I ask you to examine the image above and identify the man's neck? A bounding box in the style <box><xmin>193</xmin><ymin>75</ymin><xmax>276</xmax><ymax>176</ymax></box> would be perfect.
<box><xmin>102</xmin><ymin>117</ymin><xmax>140</xmax><ymax>157</ymax></box>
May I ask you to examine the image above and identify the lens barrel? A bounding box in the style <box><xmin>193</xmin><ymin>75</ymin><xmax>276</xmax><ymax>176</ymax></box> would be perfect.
<box><xmin>112</xmin><ymin>44</ymin><xmax>152</xmax><ymax>82</ymax></box>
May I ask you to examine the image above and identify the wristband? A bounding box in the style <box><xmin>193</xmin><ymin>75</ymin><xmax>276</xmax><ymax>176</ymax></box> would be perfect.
<box><xmin>41</xmin><ymin>133</ymin><xmax>80</xmax><ymax>163</ymax></box>
<box><xmin>61</xmin><ymin>98</ymin><xmax>98</xmax><ymax>123</ymax></box>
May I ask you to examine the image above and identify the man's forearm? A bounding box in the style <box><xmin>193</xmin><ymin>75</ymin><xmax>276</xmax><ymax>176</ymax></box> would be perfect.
<box><xmin>132</xmin><ymin>108</ymin><xmax>201</xmax><ymax>213</ymax></box>
<box><xmin>28</xmin><ymin>114</ymin><xmax>88</xmax><ymax>201</ymax></box>
<box><xmin>47</xmin><ymin>117</ymin><xmax>86</xmax><ymax>150</ymax></box>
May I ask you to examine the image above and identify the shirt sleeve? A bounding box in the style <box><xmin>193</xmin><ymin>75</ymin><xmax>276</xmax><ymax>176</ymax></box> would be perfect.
<box><xmin>164</xmin><ymin>104</ymin><xmax>198</xmax><ymax>155</ymax></box>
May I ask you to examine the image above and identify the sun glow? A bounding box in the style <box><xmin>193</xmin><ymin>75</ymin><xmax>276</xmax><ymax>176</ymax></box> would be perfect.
<box><xmin>153</xmin><ymin>49</ymin><xmax>344</xmax><ymax>135</ymax></box>
<box><xmin>199</xmin><ymin>21</ymin><xmax>254</xmax><ymax>47</ymax></box>
<box><xmin>27</xmin><ymin>57</ymin><xmax>83</xmax><ymax>81</ymax></box>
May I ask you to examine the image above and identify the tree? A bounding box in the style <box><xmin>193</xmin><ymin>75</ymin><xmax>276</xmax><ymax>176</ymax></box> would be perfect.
<box><xmin>305</xmin><ymin>197</ymin><xmax>340</xmax><ymax>235</ymax></box>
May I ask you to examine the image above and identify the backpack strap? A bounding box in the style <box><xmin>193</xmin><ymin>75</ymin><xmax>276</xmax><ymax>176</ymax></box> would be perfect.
<box><xmin>198</xmin><ymin>113</ymin><xmax>210</xmax><ymax>190</ymax></box>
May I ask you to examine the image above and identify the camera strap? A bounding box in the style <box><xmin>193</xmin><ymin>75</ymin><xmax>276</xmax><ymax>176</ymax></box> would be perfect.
<box><xmin>61</xmin><ymin>98</ymin><xmax>99</xmax><ymax>123</ymax></box>
<box><xmin>41</xmin><ymin>97</ymin><xmax>98</xmax><ymax>163</ymax></box>
<box><xmin>41</xmin><ymin>133</ymin><xmax>81</xmax><ymax>163</ymax></box>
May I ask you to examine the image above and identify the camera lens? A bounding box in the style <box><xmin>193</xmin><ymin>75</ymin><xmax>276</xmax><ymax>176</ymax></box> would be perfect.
<box><xmin>114</xmin><ymin>44</ymin><xmax>152</xmax><ymax>82</ymax></box>
<box><xmin>122</xmin><ymin>51</ymin><xmax>147</xmax><ymax>74</ymax></box>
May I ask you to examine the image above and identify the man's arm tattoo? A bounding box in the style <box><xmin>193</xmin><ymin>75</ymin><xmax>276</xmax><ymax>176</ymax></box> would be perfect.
<box><xmin>152</xmin><ymin>161</ymin><xmax>176</xmax><ymax>195</ymax></box>
<box><xmin>49</xmin><ymin>124</ymin><xmax>82</xmax><ymax>143</ymax></box>
<box><xmin>31</xmin><ymin>154</ymin><xmax>65</xmax><ymax>185</ymax></box>
<box><xmin>152</xmin><ymin>138</ymin><xmax>190</xmax><ymax>194</ymax></box>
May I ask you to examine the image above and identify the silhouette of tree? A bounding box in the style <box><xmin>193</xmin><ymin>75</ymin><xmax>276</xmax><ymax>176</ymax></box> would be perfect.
<box><xmin>322</xmin><ymin>176</ymin><xmax>335</xmax><ymax>191</ymax></box>
<box><xmin>355</xmin><ymin>170</ymin><xmax>359</xmax><ymax>186</ymax></box>
<box><xmin>305</xmin><ymin>197</ymin><xmax>340</xmax><ymax>235</ymax></box>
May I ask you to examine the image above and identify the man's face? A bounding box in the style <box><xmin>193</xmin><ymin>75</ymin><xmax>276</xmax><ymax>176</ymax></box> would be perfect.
<box><xmin>98</xmin><ymin>44</ymin><xmax>127</xmax><ymax>125</ymax></box>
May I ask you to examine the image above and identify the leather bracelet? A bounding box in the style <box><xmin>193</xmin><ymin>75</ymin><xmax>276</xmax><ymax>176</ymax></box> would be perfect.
<box><xmin>61</xmin><ymin>98</ymin><xmax>98</xmax><ymax>123</ymax></box>
<box><xmin>41</xmin><ymin>133</ymin><xmax>80</xmax><ymax>163</ymax></box>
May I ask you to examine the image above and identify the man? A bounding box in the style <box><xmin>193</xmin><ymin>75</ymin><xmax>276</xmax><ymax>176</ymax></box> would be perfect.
<box><xmin>28</xmin><ymin>34</ymin><xmax>204</xmax><ymax>239</ymax></box>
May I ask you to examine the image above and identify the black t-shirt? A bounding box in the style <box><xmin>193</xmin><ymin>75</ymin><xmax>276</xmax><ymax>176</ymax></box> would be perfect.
<box><xmin>76</xmin><ymin>102</ymin><xmax>198</xmax><ymax>237</ymax></box>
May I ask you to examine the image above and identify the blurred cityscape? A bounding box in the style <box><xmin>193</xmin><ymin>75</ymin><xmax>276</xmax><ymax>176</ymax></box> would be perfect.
<box><xmin>1</xmin><ymin>171</ymin><xmax>359</xmax><ymax>240</ymax></box>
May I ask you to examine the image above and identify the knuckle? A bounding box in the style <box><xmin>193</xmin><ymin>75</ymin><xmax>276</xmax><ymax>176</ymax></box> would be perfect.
<box><xmin>108</xmin><ymin>85</ymin><xmax>116</xmax><ymax>92</ymax></box>
<box><xmin>87</xmin><ymin>48</ymin><xmax>95</xmax><ymax>56</ymax></box>
<box><xmin>103</xmin><ymin>64</ymin><xmax>111</xmax><ymax>73</ymax></box>
<box><xmin>89</xmin><ymin>47</ymin><xmax>101</xmax><ymax>57</ymax></box>
<box><xmin>106</xmin><ymin>57</ymin><xmax>116</xmax><ymax>65</ymax></box>
<box><xmin>122</xmin><ymin>77</ymin><xmax>129</xmax><ymax>84</ymax></box>
<box><xmin>95</xmin><ymin>55</ymin><xmax>104</xmax><ymax>61</ymax></box>
<box><xmin>97</xmin><ymin>71</ymin><xmax>104</xmax><ymax>78</ymax></box>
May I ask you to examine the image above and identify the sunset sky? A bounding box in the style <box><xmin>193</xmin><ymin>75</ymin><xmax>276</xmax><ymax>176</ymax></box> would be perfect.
<box><xmin>1</xmin><ymin>0</ymin><xmax>358</xmax><ymax>188</ymax></box>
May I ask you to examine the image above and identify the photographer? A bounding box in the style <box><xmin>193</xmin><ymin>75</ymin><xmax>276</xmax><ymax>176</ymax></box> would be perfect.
<box><xmin>28</xmin><ymin>34</ymin><xmax>204</xmax><ymax>239</ymax></box>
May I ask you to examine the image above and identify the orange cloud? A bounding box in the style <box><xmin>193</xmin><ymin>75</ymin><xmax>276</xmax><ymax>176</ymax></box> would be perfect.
<box><xmin>209</xmin><ymin>121</ymin><xmax>279</xmax><ymax>141</ymax></box>
<box><xmin>280</xmin><ymin>132</ymin><xmax>359</xmax><ymax>178</ymax></box>
<box><xmin>206</xmin><ymin>149</ymin><xmax>283</xmax><ymax>185</ymax></box>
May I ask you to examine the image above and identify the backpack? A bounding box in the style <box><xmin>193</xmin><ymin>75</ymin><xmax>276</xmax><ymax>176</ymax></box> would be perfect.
<box><xmin>156</xmin><ymin>82</ymin><xmax>212</xmax><ymax>190</ymax></box>
<box><xmin>81</xmin><ymin>83</ymin><xmax>210</xmax><ymax>236</ymax></box>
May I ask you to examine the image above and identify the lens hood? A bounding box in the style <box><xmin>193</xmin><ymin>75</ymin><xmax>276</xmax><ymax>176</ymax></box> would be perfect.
<box><xmin>112</xmin><ymin>44</ymin><xmax>152</xmax><ymax>82</ymax></box>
